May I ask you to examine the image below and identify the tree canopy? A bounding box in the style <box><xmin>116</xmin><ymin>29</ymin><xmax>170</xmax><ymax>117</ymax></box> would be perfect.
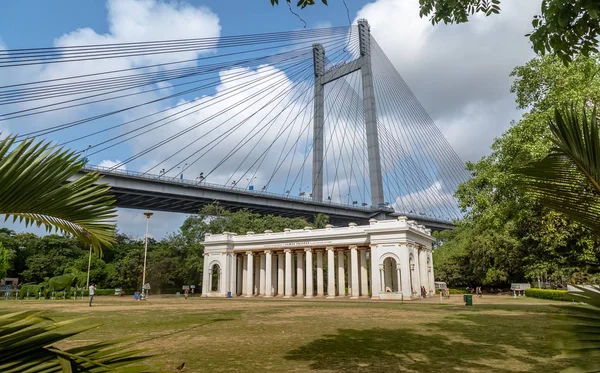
<box><xmin>433</xmin><ymin>53</ymin><xmax>600</xmax><ymax>287</ymax></box>
<box><xmin>1</xmin><ymin>205</ymin><xmax>322</xmax><ymax>292</ymax></box>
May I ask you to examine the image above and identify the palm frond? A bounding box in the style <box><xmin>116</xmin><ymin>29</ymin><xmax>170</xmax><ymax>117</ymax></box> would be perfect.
<box><xmin>0</xmin><ymin>311</ymin><xmax>151</xmax><ymax>372</ymax></box>
<box><xmin>0</xmin><ymin>134</ymin><xmax>117</xmax><ymax>252</ymax></box>
<box><xmin>558</xmin><ymin>286</ymin><xmax>600</xmax><ymax>373</ymax></box>
<box><xmin>515</xmin><ymin>106</ymin><xmax>600</xmax><ymax>232</ymax></box>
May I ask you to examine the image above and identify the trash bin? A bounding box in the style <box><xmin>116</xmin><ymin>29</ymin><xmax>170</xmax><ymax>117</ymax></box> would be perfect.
<box><xmin>227</xmin><ymin>291</ymin><xmax>232</xmax><ymax>298</ymax></box>
<box><xmin>134</xmin><ymin>292</ymin><xmax>140</xmax><ymax>301</ymax></box>
<box><xmin>464</xmin><ymin>294</ymin><xmax>473</xmax><ymax>306</ymax></box>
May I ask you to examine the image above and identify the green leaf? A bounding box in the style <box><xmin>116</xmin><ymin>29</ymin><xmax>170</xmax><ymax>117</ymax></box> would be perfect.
<box><xmin>514</xmin><ymin>106</ymin><xmax>600</xmax><ymax>233</ymax></box>
<box><xmin>0</xmin><ymin>134</ymin><xmax>117</xmax><ymax>254</ymax></box>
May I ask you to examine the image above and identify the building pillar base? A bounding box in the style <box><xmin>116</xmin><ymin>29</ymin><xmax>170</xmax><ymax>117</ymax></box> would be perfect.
<box><xmin>283</xmin><ymin>295</ymin><xmax>291</xmax><ymax>299</ymax></box>
<box><xmin>304</xmin><ymin>295</ymin><xmax>313</xmax><ymax>299</ymax></box>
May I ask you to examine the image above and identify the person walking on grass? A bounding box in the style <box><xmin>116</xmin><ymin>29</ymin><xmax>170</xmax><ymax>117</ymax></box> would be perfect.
<box><xmin>89</xmin><ymin>283</ymin><xmax>96</xmax><ymax>307</ymax></box>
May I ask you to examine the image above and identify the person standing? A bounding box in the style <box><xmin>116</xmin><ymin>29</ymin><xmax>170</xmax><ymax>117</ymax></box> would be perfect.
<box><xmin>89</xmin><ymin>283</ymin><xmax>96</xmax><ymax>307</ymax></box>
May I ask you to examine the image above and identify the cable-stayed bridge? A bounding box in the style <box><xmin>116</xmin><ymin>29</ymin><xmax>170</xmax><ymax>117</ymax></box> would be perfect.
<box><xmin>1</xmin><ymin>20</ymin><xmax>469</xmax><ymax>230</ymax></box>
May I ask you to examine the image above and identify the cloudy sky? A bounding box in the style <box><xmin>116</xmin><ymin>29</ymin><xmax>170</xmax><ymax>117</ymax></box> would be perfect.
<box><xmin>0</xmin><ymin>0</ymin><xmax>540</xmax><ymax>238</ymax></box>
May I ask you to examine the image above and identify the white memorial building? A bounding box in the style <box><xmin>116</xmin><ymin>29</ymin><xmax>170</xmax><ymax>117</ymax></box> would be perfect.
<box><xmin>201</xmin><ymin>216</ymin><xmax>435</xmax><ymax>300</ymax></box>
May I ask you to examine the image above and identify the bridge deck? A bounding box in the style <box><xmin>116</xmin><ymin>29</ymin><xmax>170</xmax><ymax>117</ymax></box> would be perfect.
<box><xmin>76</xmin><ymin>166</ymin><xmax>455</xmax><ymax>230</ymax></box>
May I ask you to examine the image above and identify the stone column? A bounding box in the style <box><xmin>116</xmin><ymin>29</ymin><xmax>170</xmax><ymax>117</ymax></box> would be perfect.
<box><xmin>419</xmin><ymin>247</ymin><xmax>428</xmax><ymax>293</ymax></box>
<box><xmin>347</xmin><ymin>256</ymin><xmax>352</xmax><ymax>296</ymax></box>
<box><xmin>229</xmin><ymin>253</ymin><xmax>237</xmax><ymax>296</ymax></box>
<box><xmin>296</xmin><ymin>251</ymin><xmax>304</xmax><ymax>297</ymax></box>
<box><xmin>350</xmin><ymin>245</ymin><xmax>360</xmax><ymax>299</ymax></box>
<box><xmin>379</xmin><ymin>266</ymin><xmax>384</xmax><ymax>293</ymax></box>
<box><xmin>278</xmin><ymin>252</ymin><xmax>285</xmax><ymax>296</ymax></box>
<box><xmin>237</xmin><ymin>255</ymin><xmax>243</xmax><ymax>296</ymax></box>
<box><xmin>284</xmin><ymin>249</ymin><xmax>293</xmax><ymax>298</ymax></box>
<box><xmin>428</xmin><ymin>250</ymin><xmax>435</xmax><ymax>295</ymax></box>
<box><xmin>316</xmin><ymin>250</ymin><xmax>324</xmax><ymax>296</ymax></box>
<box><xmin>291</xmin><ymin>253</ymin><xmax>296</xmax><ymax>295</ymax></box>
<box><xmin>271</xmin><ymin>253</ymin><xmax>278</xmax><ymax>296</ymax></box>
<box><xmin>337</xmin><ymin>250</ymin><xmax>346</xmax><ymax>296</ymax></box>
<box><xmin>265</xmin><ymin>250</ymin><xmax>272</xmax><ymax>297</ymax></box>
<box><xmin>202</xmin><ymin>253</ymin><xmax>209</xmax><ymax>296</ymax></box>
<box><xmin>396</xmin><ymin>264</ymin><xmax>402</xmax><ymax>294</ymax></box>
<box><xmin>254</xmin><ymin>255</ymin><xmax>260</xmax><ymax>295</ymax></box>
<box><xmin>245</xmin><ymin>251</ymin><xmax>254</xmax><ymax>297</ymax></box>
<box><xmin>305</xmin><ymin>248</ymin><xmax>313</xmax><ymax>298</ymax></box>
<box><xmin>326</xmin><ymin>247</ymin><xmax>335</xmax><ymax>298</ymax></box>
<box><xmin>242</xmin><ymin>254</ymin><xmax>248</xmax><ymax>296</ymax></box>
<box><xmin>397</xmin><ymin>245</ymin><xmax>410</xmax><ymax>297</ymax></box>
<box><xmin>360</xmin><ymin>248</ymin><xmax>368</xmax><ymax>297</ymax></box>
<box><xmin>259</xmin><ymin>253</ymin><xmax>266</xmax><ymax>296</ymax></box>
<box><xmin>412</xmin><ymin>247</ymin><xmax>421</xmax><ymax>297</ymax></box>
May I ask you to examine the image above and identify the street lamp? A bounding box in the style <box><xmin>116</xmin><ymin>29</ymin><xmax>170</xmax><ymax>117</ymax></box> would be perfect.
<box><xmin>141</xmin><ymin>211</ymin><xmax>153</xmax><ymax>300</ymax></box>
<box><xmin>86</xmin><ymin>244</ymin><xmax>92</xmax><ymax>292</ymax></box>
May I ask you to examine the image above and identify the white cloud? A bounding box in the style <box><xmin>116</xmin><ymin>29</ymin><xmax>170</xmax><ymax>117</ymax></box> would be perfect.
<box><xmin>98</xmin><ymin>159</ymin><xmax>127</xmax><ymax>170</ymax></box>
<box><xmin>355</xmin><ymin>0</ymin><xmax>538</xmax><ymax>161</ymax></box>
<box><xmin>2</xmin><ymin>0</ymin><xmax>221</xmax><ymax>136</ymax></box>
<box><xmin>115</xmin><ymin>208</ymin><xmax>188</xmax><ymax>239</ymax></box>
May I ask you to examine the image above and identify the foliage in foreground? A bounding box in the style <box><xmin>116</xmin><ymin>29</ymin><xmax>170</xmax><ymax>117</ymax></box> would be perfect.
<box><xmin>561</xmin><ymin>285</ymin><xmax>600</xmax><ymax>373</ymax></box>
<box><xmin>0</xmin><ymin>134</ymin><xmax>117</xmax><ymax>253</ymax></box>
<box><xmin>0</xmin><ymin>311</ymin><xmax>150</xmax><ymax>372</ymax></box>
<box><xmin>516</xmin><ymin>106</ymin><xmax>600</xmax><ymax>233</ymax></box>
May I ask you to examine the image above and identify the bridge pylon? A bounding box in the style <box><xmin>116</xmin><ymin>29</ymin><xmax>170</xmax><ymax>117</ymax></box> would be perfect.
<box><xmin>312</xmin><ymin>19</ymin><xmax>385</xmax><ymax>208</ymax></box>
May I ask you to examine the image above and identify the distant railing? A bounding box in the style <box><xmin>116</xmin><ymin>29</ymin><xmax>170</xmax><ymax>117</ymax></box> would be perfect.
<box><xmin>83</xmin><ymin>165</ymin><xmax>379</xmax><ymax>212</ymax></box>
<box><xmin>82</xmin><ymin>165</ymin><xmax>454</xmax><ymax>225</ymax></box>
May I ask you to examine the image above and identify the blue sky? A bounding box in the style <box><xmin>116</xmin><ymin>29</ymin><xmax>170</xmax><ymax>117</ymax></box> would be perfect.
<box><xmin>0</xmin><ymin>0</ymin><xmax>541</xmax><ymax>238</ymax></box>
<box><xmin>0</xmin><ymin>1</ymin><xmax>360</xmax><ymax>47</ymax></box>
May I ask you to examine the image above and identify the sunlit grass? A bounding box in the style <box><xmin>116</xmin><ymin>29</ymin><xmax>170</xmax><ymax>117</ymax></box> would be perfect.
<box><xmin>0</xmin><ymin>296</ymin><xmax>585</xmax><ymax>372</ymax></box>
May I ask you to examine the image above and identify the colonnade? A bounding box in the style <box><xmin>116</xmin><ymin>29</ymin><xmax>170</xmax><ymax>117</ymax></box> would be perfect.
<box><xmin>235</xmin><ymin>246</ymin><xmax>370</xmax><ymax>298</ymax></box>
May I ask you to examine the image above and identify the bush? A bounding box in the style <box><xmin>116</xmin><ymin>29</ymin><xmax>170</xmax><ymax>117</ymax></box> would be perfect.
<box><xmin>525</xmin><ymin>288</ymin><xmax>571</xmax><ymax>301</ymax></box>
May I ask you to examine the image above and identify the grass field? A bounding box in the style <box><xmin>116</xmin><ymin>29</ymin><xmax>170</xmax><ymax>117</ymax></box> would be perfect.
<box><xmin>0</xmin><ymin>295</ymin><xmax>588</xmax><ymax>372</ymax></box>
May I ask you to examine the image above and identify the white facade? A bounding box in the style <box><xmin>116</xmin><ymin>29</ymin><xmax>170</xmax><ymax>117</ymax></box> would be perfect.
<box><xmin>201</xmin><ymin>216</ymin><xmax>435</xmax><ymax>300</ymax></box>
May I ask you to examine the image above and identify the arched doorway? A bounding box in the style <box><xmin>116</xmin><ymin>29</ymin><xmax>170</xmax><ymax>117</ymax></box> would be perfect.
<box><xmin>210</xmin><ymin>263</ymin><xmax>221</xmax><ymax>292</ymax></box>
<box><xmin>383</xmin><ymin>257</ymin><xmax>399</xmax><ymax>292</ymax></box>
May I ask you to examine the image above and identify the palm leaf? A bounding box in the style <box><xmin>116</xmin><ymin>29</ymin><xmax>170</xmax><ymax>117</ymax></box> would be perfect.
<box><xmin>515</xmin><ymin>106</ymin><xmax>600</xmax><ymax>232</ymax></box>
<box><xmin>557</xmin><ymin>286</ymin><xmax>600</xmax><ymax>373</ymax></box>
<box><xmin>0</xmin><ymin>134</ymin><xmax>117</xmax><ymax>252</ymax></box>
<box><xmin>0</xmin><ymin>311</ymin><xmax>151</xmax><ymax>372</ymax></box>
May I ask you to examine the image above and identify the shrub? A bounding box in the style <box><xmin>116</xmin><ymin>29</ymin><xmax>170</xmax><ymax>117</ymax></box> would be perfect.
<box><xmin>525</xmin><ymin>288</ymin><xmax>571</xmax><ymax>301</ymax></box>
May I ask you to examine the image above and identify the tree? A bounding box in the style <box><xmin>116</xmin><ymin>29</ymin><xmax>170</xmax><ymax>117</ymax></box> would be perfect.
<box><xmin>270</xmin><ymin>0</ymin><xmax>327</xmax><ymax>9</ymax></box>
<box><xmin>418</xmin><ymin>0</ymin><xmax>600</xmax><ymax>63</ymax></box>
<box><xmin>0</xmin><ymin>242</ymin><xmax>9</xmax><ymax>279</ymax></box>
<box><xmin>433</xmin><ymin>53</ymin><xmax>600</xmax><ymax>287</ymax></box>
<box><xmin>0</xmin><ymin>134</ymin><xmax>117</xmax><ymax>252</ymax></box>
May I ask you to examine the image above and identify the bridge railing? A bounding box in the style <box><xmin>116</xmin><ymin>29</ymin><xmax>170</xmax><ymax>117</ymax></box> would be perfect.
<box><xmin>83</xmin><ymin>165</ymin><xmax>378</xmax><ymax>212</ymax></box>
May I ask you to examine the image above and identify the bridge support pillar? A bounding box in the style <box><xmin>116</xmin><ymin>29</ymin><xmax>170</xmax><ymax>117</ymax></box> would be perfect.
<box><xmin>358</xmin><ymin>19</ymin><xmax>384</xmax><ymax>208</ymax></box>
<box><xmin>311</xmin><ymin>20</ymin><xmax>384</xmax><ymax>208</ymax></box>
<box><xmin>312</xmin><ymin>44</ymin><xmax>325</xmax><ymax>202</ymax></box>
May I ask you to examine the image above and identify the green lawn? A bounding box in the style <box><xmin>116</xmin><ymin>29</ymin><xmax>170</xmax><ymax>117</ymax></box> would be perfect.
<box><xmin>0</xmin><ymin>296</ymin><xmax>588</xmax><ymax>372</ymax></box>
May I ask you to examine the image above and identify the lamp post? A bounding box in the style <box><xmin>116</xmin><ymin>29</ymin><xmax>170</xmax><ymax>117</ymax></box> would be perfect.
<box><xmin>86</xmin><ymin>244</ymin><xmax>92</xmax><ymax>292</ymax></box>
<box><xmin>142</xmin><ymin>211</ymin><xmax>153</xmax><ymax>299</ymax></box>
